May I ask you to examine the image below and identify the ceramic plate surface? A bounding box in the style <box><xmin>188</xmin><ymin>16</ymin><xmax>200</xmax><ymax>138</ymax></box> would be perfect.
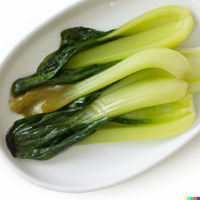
<box><xmin>0</xmin><ymin>0</ymin><xmax>200</xmax><ymax>193</ymax></box>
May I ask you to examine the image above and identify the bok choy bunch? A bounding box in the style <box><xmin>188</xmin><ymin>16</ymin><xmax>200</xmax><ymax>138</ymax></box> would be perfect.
<box><xmin>6</xmin><ymin>5</ymin><xmax>197</xmax><ymax>160</ymax></box>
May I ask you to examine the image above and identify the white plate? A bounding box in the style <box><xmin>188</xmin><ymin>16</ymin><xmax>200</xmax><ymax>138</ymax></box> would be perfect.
<box><xmin>0</xmin><ymin>0</ymin><xmax>200</xmax><ymax>193</ymax></box>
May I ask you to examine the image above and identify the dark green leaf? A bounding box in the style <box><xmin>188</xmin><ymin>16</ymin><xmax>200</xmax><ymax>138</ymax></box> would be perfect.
<box><xmin>112</xmin><ymin>118</ymin><xmax>151</xmax><ymax>124</ymax></box>
<box><xmin>11</xmin><ymin>27</ymin><xmax>116</xmax><ymax>96</ymax></box>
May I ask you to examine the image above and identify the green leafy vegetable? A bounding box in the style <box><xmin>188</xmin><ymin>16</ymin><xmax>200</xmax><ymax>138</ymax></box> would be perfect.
<box><xmin>6</xmin><ymin>76</ymin><xmax>189</xmax><ymax>160</ymax></box>
<box><xmin>64</xmin><ymin>5</ymin><xmax>193</xmax><ymax>69</ymax></box>
<box><xmin>9</xmin><ymin>48</ymin><xmax>192</xmax><ymax>115</ymax></box>
<box><xmin>79</xmin><ymin>92</ymin><xmax>195</xmax><ymax>144</ymax></box>
<box><xmin>6</xmin><ymin>5</ymin><xmax>197</xmax><ymax>161</ymax></box>
<box><xmin>11</xmin><ymin>5</ymin><xmax>193</xmax><ymax>96</ymax></box>
<box><xmin>7</xmin><ymin>117</ymin><xmax>111</xmax><ymax>160</ymax></box>
<box><xmin>11</xmin><ymin>27</ymin><xmax>115</xmax><ymax>96</ymax></box>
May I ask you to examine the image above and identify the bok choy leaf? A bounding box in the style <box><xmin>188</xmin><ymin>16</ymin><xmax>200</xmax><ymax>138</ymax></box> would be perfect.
<box><xmin>11</xmin><ymin>27</ymin><xmax>115</xmax><ymax>96</ymax></box>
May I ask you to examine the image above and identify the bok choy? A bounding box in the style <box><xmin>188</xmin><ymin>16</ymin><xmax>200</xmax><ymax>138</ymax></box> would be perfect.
<box><xmin>9</xmin><ymin>48</ymin><xmax>192</xmax><ymax>116</ymax></box>
<box><xmin>79</xmin><ymin>92</ymin><xmax>195</xmax><ymax>144</ymax></box>
<box><xmin>6</xmin><ymin>76</ymin><xmax>189</xmax><ymax>160</ymax></box>
<box><xmin>6</xmin><ymin>5</ymin><xmax>198</xmax><ymax>161</ymax></box>
<box><xmin>11</xmin><ymin>5</ymin><xmax>193</xmax><ymax>96</ymax></box>
<box><xmin>64</xmin><ymin>5</ymin><xmax>193</xmax><ymax>69</ymax></box>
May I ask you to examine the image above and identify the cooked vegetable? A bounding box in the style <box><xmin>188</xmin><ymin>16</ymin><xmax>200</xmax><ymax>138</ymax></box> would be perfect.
<box><xmin>67</xmin><ymin>78</ymin><xmax>188</xmax><ymax>124</ymax></box>
<box><xmin>6</xmin><ymin>77</ymin><xmax>188</xmax><ymax>160</ymax></box>
<box><xmin>6</xmin><ymin>116</ymin><xmax>111</xmax><ymax>160</ymax></box>
<box><xmin>175</xmin><ymin>47</ymin><xmax>200</xmax><ymax>93</ymax></box>
<box><xmin>79</xmin><ymin>92</ymin><xmax>195</xmax><ymax>144</ymax></box>
<box><xmin>9</xmin><ymin>48</ymin><xmax>192</xmax><ymax>116</ymax></box>
<box><xmin>6</xmin><ymin>5</ymin><xmax>197</xmax><ymax>161</ymax></box>
<box><xmin>64</xmin><ymin>5</ymin><xmax>193</xmax><ymax>69</ymax></box>
<box><xmin>11</xmin><ymin>5</ymin><xmax>193</xmax><ymax>96</ymax></box>
<box><xmin>11</xmin><ymin>27</ymin><xmax>115</xmax><ymax>96</ymax></box>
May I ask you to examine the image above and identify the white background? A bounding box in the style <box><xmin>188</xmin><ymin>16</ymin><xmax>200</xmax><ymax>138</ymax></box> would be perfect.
<box><xmin>0</xmin><ymin>0</ymin><xmax>200</xmax><ymax>199</ymax></box>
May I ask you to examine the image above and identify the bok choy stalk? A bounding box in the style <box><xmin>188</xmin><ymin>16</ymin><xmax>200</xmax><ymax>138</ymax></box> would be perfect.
<box><xmin>63</xmin><ymin>5</ymin><xmax>193</xmax><ymax>69</ymax></box>
<box><xmin>11</xmin><ymin>5</ymin><xmax>193</xmax><ymax>96</ymax></box>
<box><xmin>67</xmin><ymin>78</ymin><xmax>188</xmax><ymax>124</ymax></box>
<box><xmin>6</xmin><ymin>77</ymin><xmax>188</xmax><ymax>160</ymax></box>
<box><xmin>9</xmin><ymin>48</ymin><xmax>192</xmax><ymax>116</ymax></box>
<box><xmin>79</xmin><ymin>92</ymin><xmax>195</xmax><ymax>144</ymax></box>
<box><xmin>175</xmin><ymin>47</ymin><xmax>200</xmax><ymax>93</ymax></box>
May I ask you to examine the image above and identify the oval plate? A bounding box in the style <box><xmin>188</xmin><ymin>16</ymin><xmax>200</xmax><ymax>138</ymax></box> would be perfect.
<box><xmin>0</xmin><ymin>0</ymin><xmax>200</xmax><ymax>193</ymax></box>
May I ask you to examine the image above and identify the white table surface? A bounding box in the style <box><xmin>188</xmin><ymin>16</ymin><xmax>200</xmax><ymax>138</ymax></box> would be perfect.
<box><xmin>0</xmin><ymin>1</ymin><xmax>200</xmax><ymax>199</ymax></box>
